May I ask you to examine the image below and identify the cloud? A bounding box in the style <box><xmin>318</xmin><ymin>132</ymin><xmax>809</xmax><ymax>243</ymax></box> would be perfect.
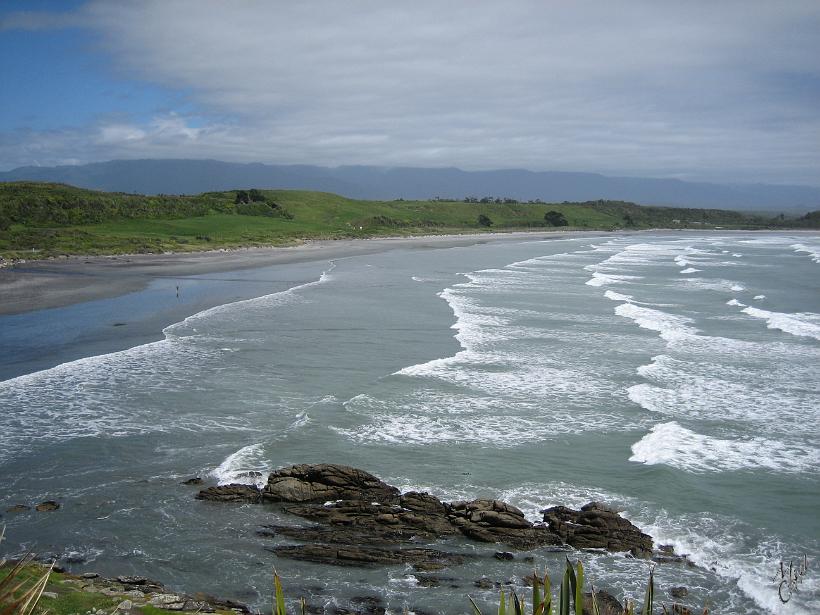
<box><xmin>2</xmin><ymin>0</ymin><xmax>820</xmax><ymax>184</ymax></box>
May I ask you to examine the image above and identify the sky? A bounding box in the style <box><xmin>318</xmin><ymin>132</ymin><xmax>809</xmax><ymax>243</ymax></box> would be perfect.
<box><xmin>1</xmin><ymin>1</ymin><xmax>819</xmax><ymax>185</ymax></box>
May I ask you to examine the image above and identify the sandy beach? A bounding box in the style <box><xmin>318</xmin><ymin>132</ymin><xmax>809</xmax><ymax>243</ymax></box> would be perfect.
<box><xmin>0</xmin><ymin>230</ymin><xmax>609</xmax><ymax>316</ymax></box>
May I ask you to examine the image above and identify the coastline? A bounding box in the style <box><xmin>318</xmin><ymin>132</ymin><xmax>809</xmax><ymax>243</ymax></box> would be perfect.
<box><xmin>0</xmin><ymin>229</ymin><xmax>618</xmax><ymax>381</ymax></box>
<box><xmin>0</xmin><ymin>230</ymin><xmax>611</xmax><ymax>317</ymax></box>
<box><xmin>2</xmin><ymin>231</ymin><xmax>817</xmax><ymax>614</ymax></box>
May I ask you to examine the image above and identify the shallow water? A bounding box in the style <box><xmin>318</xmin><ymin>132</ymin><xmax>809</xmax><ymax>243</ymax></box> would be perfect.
<box><xmin>1</xmin><ymin>232</ymin><xmax>818</xmax><ymax>614</ymax></box>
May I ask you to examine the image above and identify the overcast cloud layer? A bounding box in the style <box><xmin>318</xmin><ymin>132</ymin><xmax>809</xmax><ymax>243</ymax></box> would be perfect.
<box><xmin>2</xmin><ymin>1</ymin><xmax>820</xmax><ymax>184</ymax></box>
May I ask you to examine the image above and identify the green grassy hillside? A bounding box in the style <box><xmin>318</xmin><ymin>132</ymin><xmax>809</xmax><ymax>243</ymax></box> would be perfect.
<box><xmin>0</xmin><ymin>182</ymin><xmax>814</xmax><ymax>260</ymax></box>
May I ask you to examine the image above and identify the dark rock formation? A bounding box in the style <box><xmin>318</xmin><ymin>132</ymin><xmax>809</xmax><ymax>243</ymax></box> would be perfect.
<box><xmin>474</xmin><ymin>578</ymin><xmax>495</xmax><ymax>589</ymax></box>
<box><xmin>583</xmin><ymin>590</ymin><xmax>624</xmax><ymax>615</ymax></box>
<box><xmin>196</xmin><ymin>464</ymin><xmax>658</xmax><ymax>567</ymax></box>
<box><xmin>116</xmin><ymin>575</ymin><xmax>149</xmax><ymax>585</ymax></box>
<box><xmin>449</xmin><ymin>500</ymin><xmax>561</xmax><ymax>549</ymax></box>
<box><xmin>268</xmin><ymin>544</ymin><xmax>464</xmax><ymax>570</ymax></box>
<box><xmin>653</xmin><ymin>544</ymin><xmax>695</xmax><ymax>567</ymax></box>
<box><xmin>195</xmin><ymin>484</ymin><xmax>261</xmax><ymax>503</ymax></box>
<box><xmin>348</xmin><ymin>595</ymin><xmax>386</xmax><ymax>615</ymax></box>
<box><xmin>181</xmin><ymin>477</ymin><xmax>203</xmax><ymax>485</ymax></box>
<box><xmin>5</xmin><ymin>504</ymin><xmax>30</xmax><ymax>513</ymax></box>
<box><xmin>35</xmin><ymin>500</ymin><xmax>60</xmax><ymax>512</ymax></box>
<box><xmin>670</xmin><ymin>586</ymin><xmax>688</xmax><ymax>599</ymax></box>
<box><xmin>263</xmin><ymin>464</ymin><xmax>400</xmax><ymax>503</ymax></box>
<box><xmin>282</xmin><ymin>492</ymin><xmax>459</xmax><ymax>543</ymax></box>
<box><xmin>542</xmin><ymin>502</ymin><xmax>653</xmax><ymax>557</ymax></box>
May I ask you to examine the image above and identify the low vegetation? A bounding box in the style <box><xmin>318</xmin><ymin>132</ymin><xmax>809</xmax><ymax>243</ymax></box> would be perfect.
<box><xmin>0</xmin><ymin>181</ymin><xmax>816</xmax><ymax>261</ymax></box>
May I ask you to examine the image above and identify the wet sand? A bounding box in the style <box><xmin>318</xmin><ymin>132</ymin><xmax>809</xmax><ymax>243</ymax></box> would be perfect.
<box><xmin>0</xmin><ymin>231</ymin><xmax>608</xmax><ymax>316</ymax></box>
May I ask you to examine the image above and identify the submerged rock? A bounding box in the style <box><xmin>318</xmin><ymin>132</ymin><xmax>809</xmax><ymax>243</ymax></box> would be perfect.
<box><xmin>583</xmin><ymin>589</ymin><xmax>624</xmax><ymax>615</ymax></box>
<box><xmin>196</xmin><ymin>484</ymin><xmax>261</xmax><ymax>503</ymax></box>
<box><xmin>35</xmin><ymin>500</ymin><xmax>60</xmax><ymax>512</ymax></box>
<box><xmin>542</xmin><ymin>502</ymin><xmax>653</xmax><ymax>558</ymax></box>
<box><xmin>5</xmin><ymin>504</ymin><xmax>30</xmax><ymax>513</ymax></box>
<box><xmin>269</xmin><ymin>544</ymin><xmax>465</xmax><ymax>570</ymax></box>
<box><xmin>670</xmin><ymin>586</ymin><xmax>688</xmax><ymax>599</ymax></box>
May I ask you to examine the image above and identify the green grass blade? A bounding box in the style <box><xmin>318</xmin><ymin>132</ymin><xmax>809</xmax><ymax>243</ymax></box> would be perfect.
<box><xmin>468</xmin><ymin>595</ymin><xmax>484</xmax><ymax>615</ymax></box>
<box><xmin>560</xmin><ymin>564</ymin><xmax>570</xmax><ymax>615</ymax></box>
<box><xmin>498</xmin><ymin>589</ymin><xmax>505</xmax><ymax>615</ymax></box>
<box><xmin>543</xmin><ymin>571</ymin><xmax>552</xmax><ymax>615</ymax></box>
<box><xmin>565</xmin><ymin>557</ymin><xmax>577</xmax><ymax>603</ymax></box>
<box><xmin>574</xmin><ymin>560</ymin><xmax>584</xmax><ymax>615</ymax></box>
<box><xmin>640</xmin><ymin>569</ymin><xmax>654</xmax><ymax>615</ymax></box>
<box><xmin>533</xmin><ymin>570</ymin><xmax>542</xmax><ymax>615</ymax></box>
<box><xmin>589</xmin><ymin>584</ymin><xmax>602</xmax><ymax>615</ymax></box>
<box><xmin>273</xmin><ymin>570</ymin><xmax>286</xmax><ymax>615</ymax></box>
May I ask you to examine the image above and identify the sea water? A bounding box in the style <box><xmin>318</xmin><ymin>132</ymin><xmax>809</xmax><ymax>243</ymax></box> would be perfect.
<box><xmin>0</xmin><ymin>232</ymin><xmax>818</xmax><ymax>614</ymax></box>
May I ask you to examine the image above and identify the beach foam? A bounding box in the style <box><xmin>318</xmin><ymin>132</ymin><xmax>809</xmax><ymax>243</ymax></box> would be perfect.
<box><xmin>603</xmin><ymin>290</ymin><xmax>632</xmax><ymax>302</ymax></box>
<box><xmin>791</xmin><ymin>243</ymin><xmax>820</xmax><ymax>263</ymax></box>
<box><xmin>639</xmin><ymin>513</ymin><xmax>820</xmax><ymax>615</ymax></box>
<box><xmin>0</xmin><ymin>265</ymin><xmax>336</xmax><ymax>462</ymax></box>
<box><xmin>614</xmin><ymin>303</ymin><xmax>696</xmax><ymax>342</ymax></box>
<box><xmin>741</xmin><ymin>306</ymin><xmax>820</xmax><ymax>341</ymax></box>
<box><xmin>630</xmin><ymin>422</ymin><xmax>819</xmax><ymax>474</ymax></box>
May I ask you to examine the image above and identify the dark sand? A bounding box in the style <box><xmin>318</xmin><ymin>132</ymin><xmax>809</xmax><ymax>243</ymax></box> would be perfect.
<box><xmin>0</xmin><ymin>231</ymin><xmax>608</xmax><ymax>316</ymax></box>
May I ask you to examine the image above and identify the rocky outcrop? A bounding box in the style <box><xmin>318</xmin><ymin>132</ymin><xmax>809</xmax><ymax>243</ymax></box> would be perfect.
<box><xmin>35</xmin><ymin>500</ymin><xmax>60</xmax><ymax>512</ymax></box>
<box><xmin>43</xmin><ymin>568</ymin><xmax>251</xmax><ymax>614</ymax></box>
<box><xmin>263</xmin><ymin>464</ymin><xmax>400</xmax><ymax>503</ymax></box>
<box><xmin>268</xmin><ymin>544</ymin><xmax>464</xmax><ymax>570</ymax></box>
<box><xmin>195</xmin><ymin>484</ymin><xmax>261</xmax><ymax>503</ymax></box>
<box><xmin>542</xmin><ymin>502</ymin><xmax>653</xmax><ymax>558</ymax></box>
<box><xmin>282</xmin><ymin>492</ymin><xmax>460</xmax><ymax>543</ymax></box>
<box><xmin>197</xmin><ymin>464</ymin><xmax>657</xmax><ymax>567</ymax></box>
<box><xmin>448</xmin><ymin>500</ymin><xmax>562</xmax><ymax>549</ymax></box>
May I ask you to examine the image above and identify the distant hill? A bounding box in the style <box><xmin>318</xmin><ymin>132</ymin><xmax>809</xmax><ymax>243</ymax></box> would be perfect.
<box><xmin>1</xmin><ymin>159</ymin><xmax>819</xmax><ymax>212</ymax></box>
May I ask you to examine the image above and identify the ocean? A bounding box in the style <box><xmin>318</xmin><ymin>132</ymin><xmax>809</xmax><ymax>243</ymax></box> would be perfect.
<box><xmin>1</xmin><ymin>232</ymin><xmax>818</xmax><ymax>614</ymax></box>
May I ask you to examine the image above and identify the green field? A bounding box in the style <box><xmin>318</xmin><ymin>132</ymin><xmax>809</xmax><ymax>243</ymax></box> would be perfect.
<box><xmin>0</xmin><ymin>182</ymin><xmax>814</xmax><ymax>261</ymax></box>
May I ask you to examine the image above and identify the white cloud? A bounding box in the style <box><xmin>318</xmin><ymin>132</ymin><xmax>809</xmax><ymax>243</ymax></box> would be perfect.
<box><xmin>2</xmin><ymin>0</ymin><xmax>820</xmax><ymax>183</ymax></box>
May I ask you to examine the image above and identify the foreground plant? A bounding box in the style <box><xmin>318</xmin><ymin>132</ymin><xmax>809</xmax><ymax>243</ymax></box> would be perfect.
<box><xmin>0</xmin><ymin>526</ymin><xmax>53</xmax><ymax>615</ymax></box>
<box><xmin>273</xmin><ymin>569</ymin><xmax>307</xmax><ymax>615</ymax></box>
<box><xmin>274</xmin><ymin>556</ymin><xmax>707</xmax><ymax>615</ymax></box>
<box><xmin>469</xmin><ymin>557</ymin><xmax>653</xmax><ymax>615</ymax></box>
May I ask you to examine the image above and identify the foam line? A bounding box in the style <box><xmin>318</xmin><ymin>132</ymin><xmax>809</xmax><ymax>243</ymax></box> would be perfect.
<box><xmin>630</xmin><ymin>422</ymin><xmax>819</xmax><ymax>474</ymax></box>
<box><xmin>0</xmin><ymin>265</ymin><xmax>336</xmax><ymax>461</ymax></box>
<box><xmin>614</xmin><ymin>302</ymin><xmax>696</xmax><ymax>342</ymax></box>
<box><xmin>741</xmin><ymin>306</ymin><xmax>820</xmax><ymax>341</ymax></box>
<box><xmin>791</xmin><ymin>243</ymin><xmax>820</xmax><ymax>263</ymax></box>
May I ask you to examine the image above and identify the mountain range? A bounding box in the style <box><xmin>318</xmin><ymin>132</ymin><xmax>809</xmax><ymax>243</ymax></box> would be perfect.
<box><xmin>2</xmin><ymin>159</ymin><xmax>818</xmax><ymax>212</ymax></box>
